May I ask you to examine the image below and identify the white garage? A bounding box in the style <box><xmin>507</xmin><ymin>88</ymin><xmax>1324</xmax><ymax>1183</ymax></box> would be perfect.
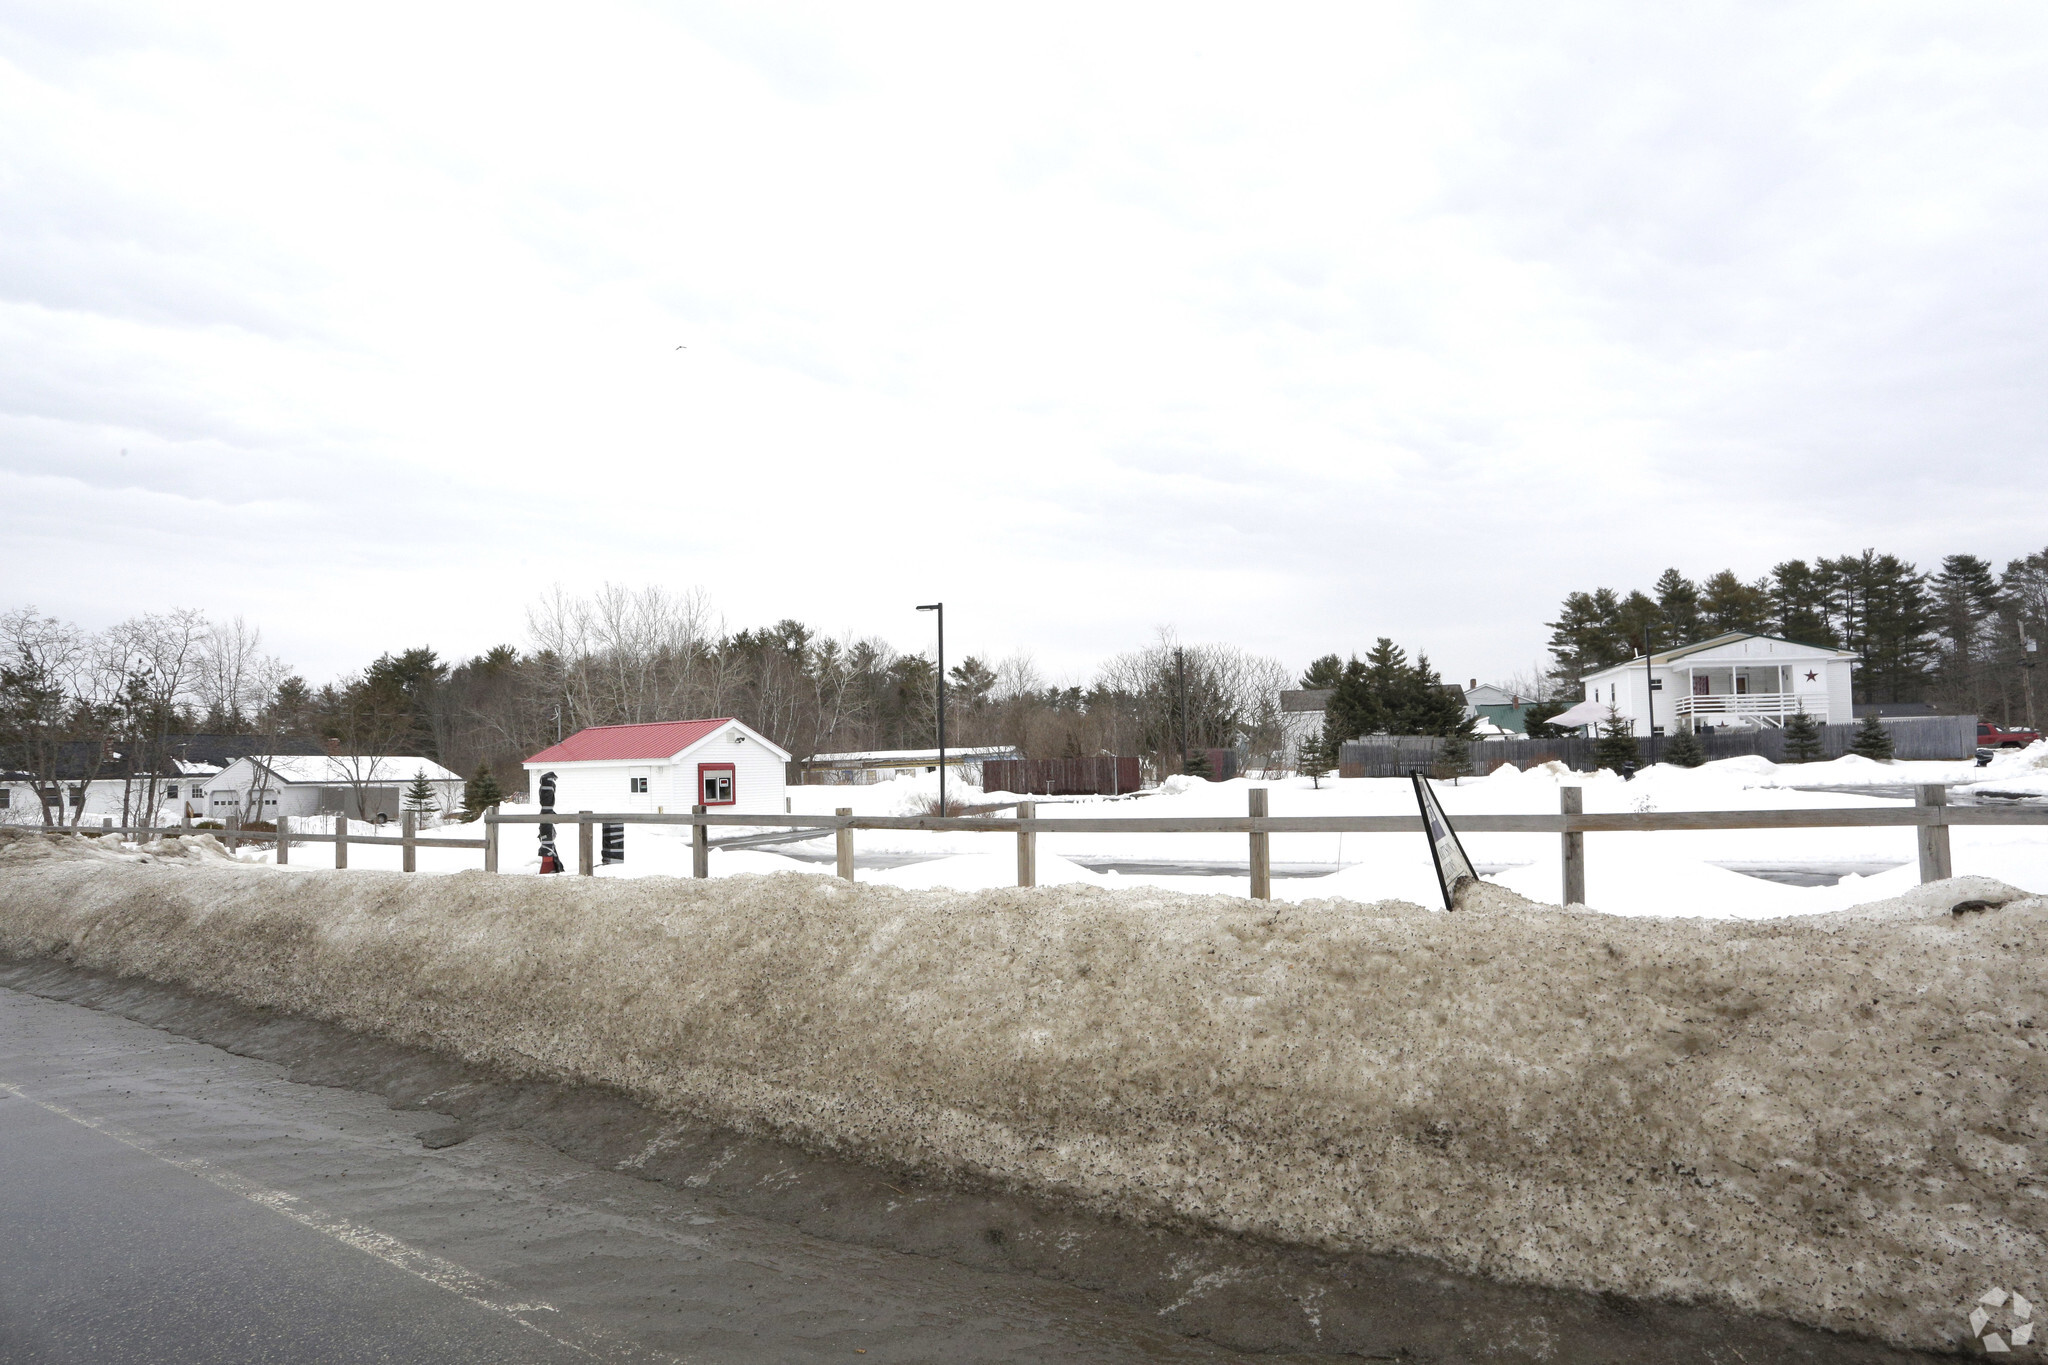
<box><xmin>523</xmin><ymin>718</ymin><xmax>791</xmax><ymax>817</ymax></box>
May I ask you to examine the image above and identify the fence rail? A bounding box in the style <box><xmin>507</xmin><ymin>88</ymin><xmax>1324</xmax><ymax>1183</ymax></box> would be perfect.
<box><xmin>74</xmin><ymin>784</ymin><xmax>2047</xmax><ymax>907</ymax></box>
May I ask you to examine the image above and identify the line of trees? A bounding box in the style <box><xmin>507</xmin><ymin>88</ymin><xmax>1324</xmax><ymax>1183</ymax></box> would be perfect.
<box><xmin>0</xmin><ymin>607</ymin><xmax>289</xmax><ymax>826</ymax></box>
<box><xmin>1541</xmin><ymin>548</ymin><xmax>2048</xmax><ymax>724</ymax></box>
<box><xmin>3</xmin><ymin>586</ymin><xmax>1296</xmax><ymax>810</ymax></box>
<box><xmin>1300</xmin><ymin>640</ymin><xmax>1474</xmax><ymax>742</ymax></box>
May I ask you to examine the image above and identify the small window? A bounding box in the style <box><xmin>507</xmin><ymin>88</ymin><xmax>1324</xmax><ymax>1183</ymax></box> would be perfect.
<box><xmin>1649</xmin><ymin>678</ymin><xmax>1663</xmax><ymax>691</ymax></box>
<box><xmin>0</xmin><ymin>788</ymin><xmax>10</xmax><ymax>808</ymax></box>
<box><xmin>1651</xmin><ymin>726</ymin><xmax>1665</xmax><ymax>736</ymax></box>
<box><xmin>698</xmin><ymin>762</ymin><xmax>736</xmax><ymax>806</ymax></box>
<box><xmin>629</xmin><ymin>777</ymin><xmax>648</xmax><ymax>794</ymax></box>
<box><xmin>166</xmin><ymin>782</ymin><xmax>180</xmax><ymax>798</ymax></box>
<box><xmin>69</xmin><ymin>791</ymin><xmax>84</xmax><ymax>807</ymax></box>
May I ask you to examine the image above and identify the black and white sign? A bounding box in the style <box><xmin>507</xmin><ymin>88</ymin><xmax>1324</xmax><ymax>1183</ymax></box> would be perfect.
<box><xmin>1411</xmin><ymin>771</ymin><xmax>1479</xmax><ymax>911</ymax></box>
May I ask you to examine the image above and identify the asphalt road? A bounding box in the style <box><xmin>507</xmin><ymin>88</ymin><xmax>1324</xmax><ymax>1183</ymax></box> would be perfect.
<box><xmin>0</xmin><ymin>987</ymin><xmax>1267</xmax><ymax>1365</ymax></box>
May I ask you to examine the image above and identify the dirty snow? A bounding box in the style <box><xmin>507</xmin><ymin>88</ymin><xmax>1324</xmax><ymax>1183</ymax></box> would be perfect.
<box><xmin>0</xmin><ymin>840</ymin><xmax>2040</xmax><ymax>1353</ymax></box>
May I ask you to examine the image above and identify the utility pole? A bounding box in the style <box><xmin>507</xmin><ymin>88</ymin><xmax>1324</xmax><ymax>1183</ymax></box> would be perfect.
<box><xmin>918</xmin><ymin>603</ymin><xmax>945</xmax><ymax>815</ymax></box>
<box><xmin>2022</xmin><ymin>622</ymin><xmax>2038</xmax><ymax>730</ymax></box>
<box><xmin>1643</xmin><ymin>627</ymin><xmax>1657</xmax><ymax>765</ymax></box>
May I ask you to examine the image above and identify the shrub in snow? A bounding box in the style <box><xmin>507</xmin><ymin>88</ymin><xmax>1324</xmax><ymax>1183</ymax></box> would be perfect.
<box><xmin>1783</xmin><ymin>707</ymin><xmax>1826</xmax><ymax>762</ymax></box>
<box><xmin>1661</xmin><ymin>724</ymin><xmax>1707</xmax><ymax>768</ymax></box>
<box><xmin>1851</xmin><ymin>713</ymin><xmax>1896</xmax><ymax>761</ymax></box>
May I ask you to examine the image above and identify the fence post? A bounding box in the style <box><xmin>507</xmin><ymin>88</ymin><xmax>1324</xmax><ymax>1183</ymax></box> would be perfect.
<box><xmin>402</xmin><ymin>808</ymin><xmax>417</xmax><ymax>873</ymax></box>
<box><xmin>1560</xmin><ymin>786</ymin><xmax>1586</xmax><ymax>906</ymax></box>
<box><xmin>102</xmin><ymin>816</ymin><xmax>113</xmax><ymax>831</ymax></box>
<box><xmin>335</xmin><ymin>811</ymin><xmax>349</xmax><ymax>869</ymax></box>
<box><xmin>578</xmin><ymin>812</ymin><xmax>594</xmax><ymax>876</ymax></box>
<box><xmin>483</xmin><ymin>806</ymin><xmax>499</xmax><ymax>873</ymax></box>
<box><xmin>835</xmin><ymin>807</ymin><xmax>854</xmax><ymax>881</ymax></box>
<box><xmin>1916</xmin><ymin>784</ymin><xmax>1953</xmax><ymax>883</ymax></box>
<box><xmin>276</xmin><ymin>814</ymin><xmax>289</xmax><ymax>865</ymax></box>
<box><xmin>1248</xmin><ymin>787</ymin><xmax>1271</xmax><ymax>900</ymax></box>
<box><xmin>1016</xmin><ymin>801</ymin><xmax>1036</xmax><ymax>888</ymax></box>
<box><xmin>181</xmin><ymin>806</ymin><xmax>191</xmax><ymax>829</ymax></box>
<box><xmin>226</xmin><ymin>813</ymin><xmax>240</xmax><ymax>854</ymax></box>
<box><xmin>692</xmin><ymin>804</ymin><xmax>709</xmax><ymax>879</ymax></box>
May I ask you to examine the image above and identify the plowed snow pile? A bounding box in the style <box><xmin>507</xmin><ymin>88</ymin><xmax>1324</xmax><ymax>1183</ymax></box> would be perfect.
<box><xmin>2</xmin><ymin>827</ymin><xmax>2043</xmax><ymax>1352</ymax></box>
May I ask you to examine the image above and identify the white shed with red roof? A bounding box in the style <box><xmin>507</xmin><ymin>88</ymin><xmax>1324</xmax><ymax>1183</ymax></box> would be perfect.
<box><xmin>522</xmin><ymin>719</ymin><xmax>791</xmax><ymax>817</ymax></box>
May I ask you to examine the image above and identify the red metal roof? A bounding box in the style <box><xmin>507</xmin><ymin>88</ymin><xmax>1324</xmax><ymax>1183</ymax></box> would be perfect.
<box><xmin>525</xmin><ymin>719</ymin><xmax>736</xmax><ymax>765</ymax></box>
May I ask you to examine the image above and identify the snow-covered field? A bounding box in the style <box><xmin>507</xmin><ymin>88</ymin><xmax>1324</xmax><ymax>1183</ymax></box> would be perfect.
<box><xmin>254</xmin><ymin>743</ymin><xmax>2048</xmax><ymax>917</ymax></box>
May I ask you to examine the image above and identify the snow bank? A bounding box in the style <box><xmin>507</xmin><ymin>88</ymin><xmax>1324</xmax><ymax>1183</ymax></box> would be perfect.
<box><xmin>2</xmin><ymin>836</ymin><xmax>2042</xmax><ymax>1352</ymax></box>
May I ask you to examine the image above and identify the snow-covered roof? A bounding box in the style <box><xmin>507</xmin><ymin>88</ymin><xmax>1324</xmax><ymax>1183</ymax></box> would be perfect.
<box><xmin>1583</xmin><ymin>633</ymin><xmax>1858</xmax><ymax>681</ymax></box>
<box><xmin>251</xmin><ymin>755</ymin><xmax>462</xmax><ymax>785</ymax></box>
<box><xmin>524</xmin><ymin>718</ymin><xmax>792</xmax><ymax>766</ymax></box>
<box><xmin>806</xmin><ymin>746</ymin><xmax>1019</xmax><ymax>764</ymax></box>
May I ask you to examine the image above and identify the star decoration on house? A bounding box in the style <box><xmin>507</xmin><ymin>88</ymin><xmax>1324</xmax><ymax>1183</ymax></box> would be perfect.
<box><xmin>1804</xmin><ymin>670</ymin><xmax>1818</xmax><ymax>682</ymax></box>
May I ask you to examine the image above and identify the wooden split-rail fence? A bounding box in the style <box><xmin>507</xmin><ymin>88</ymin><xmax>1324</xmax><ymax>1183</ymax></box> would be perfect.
<box><xmin>87</xmin><ymin>784</ymin><xmax>2047</xmax><ymax>906</ymax></box>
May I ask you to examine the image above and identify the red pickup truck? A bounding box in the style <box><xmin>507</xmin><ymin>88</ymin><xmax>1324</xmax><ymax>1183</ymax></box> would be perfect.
<box><xmin>1979</xmin><ymin>722</ymin><xmax>2043</xmax><ymax>748</ymax></box>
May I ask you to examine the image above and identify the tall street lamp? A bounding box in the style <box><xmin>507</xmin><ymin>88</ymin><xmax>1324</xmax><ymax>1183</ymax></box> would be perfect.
<box><xmin>917</xmin><ymin>602</ymin><xmax>945</xmax><ymax>815</ymax></box>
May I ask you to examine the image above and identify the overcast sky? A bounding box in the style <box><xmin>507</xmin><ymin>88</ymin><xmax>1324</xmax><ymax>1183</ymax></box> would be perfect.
<box><xmin>5</xmin><ymin>2</ymin><xmax>2045</xmax><ymax>689</ymax></box>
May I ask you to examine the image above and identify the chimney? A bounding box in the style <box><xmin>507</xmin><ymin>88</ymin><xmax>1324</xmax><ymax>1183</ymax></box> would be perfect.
<box><xmin>1469</xmin><ymin>678</ymin><xmax>1478</xmax><ymax>689</ymax></box>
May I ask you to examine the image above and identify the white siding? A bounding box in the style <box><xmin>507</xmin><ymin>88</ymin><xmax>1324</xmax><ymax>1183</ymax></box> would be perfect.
<box><xmin>526</xmin><ymin>726</ymin><xmax>789</xmax><ymax>819</ymax></box>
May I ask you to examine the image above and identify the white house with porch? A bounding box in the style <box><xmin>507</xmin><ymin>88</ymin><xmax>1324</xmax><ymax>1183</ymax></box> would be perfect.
<box><xmin>1561</xmin><ymin>633</ymin><xmax>1858</xmax><ymax>735</ymax></box>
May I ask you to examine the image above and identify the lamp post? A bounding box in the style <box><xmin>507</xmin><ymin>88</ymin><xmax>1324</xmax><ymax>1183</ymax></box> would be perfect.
<box><xmin>1643</xmin><ymin>627</ymin><xmax>1657</xmax><ymax>765</ymax></box>
<box><xmin>917</xmin><ymin>603</ymin><xmax>945</xmax><ymax>816</ymax></box>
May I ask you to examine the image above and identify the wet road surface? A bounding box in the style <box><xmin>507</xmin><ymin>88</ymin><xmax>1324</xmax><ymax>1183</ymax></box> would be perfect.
<box><xmin>0</xmin><ymin>987</ymin><xmax>1278</xmax><ymax>1364</ymax></box>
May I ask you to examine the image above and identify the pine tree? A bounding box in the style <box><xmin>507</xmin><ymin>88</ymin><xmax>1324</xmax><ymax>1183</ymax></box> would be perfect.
<box><xmin>1300</xmin><ymin>654</ymin><xmax>1344</xmax><ymax>689</ymax></box>
<box><xmin>1183</xmin><ymin>747</ymin><xmax>1213</xmax><ymax>780</ymax></box>
<box><xmin>462</xmin><ymin>761</ymin><xmax>505</xmax><ymax>819</ymax></box>
<box><xmin>1324</xmin><ymin>655</ymin><xmax>1389</xmax><ymax>742</ymax></box>
<box><xmin>1782</xmin><ymin>708</ymin><xmax>1826</xmax><ymax>763</ymax></box>
<box><xmin>404</xmin><ymin>768</ymin><xmax>439</xmax><ymax>819</ymax></box>
<box><xmin>1297</xmin><ymin>729</ymin><xmax>1336</xmax><ymax>789</ymax></box>
<box><xmin>1593</xmin><ymin>709</ymin><xmax>1640</xmax><ymax>773</ymax></box>
<box><xmin>1436</xmin><ymin>731</ymin><xmax>1471</xmax><ymax>783</ymax></box>
<box><xmin>1662</xmin><ymin>723</ymin><xmax>1707</xmax><ymax>768</ymax></box>
<box><xmin>1850</xmin><ymin>713</ymin><xmax>1895</xmax><ymax>761</ymax></box>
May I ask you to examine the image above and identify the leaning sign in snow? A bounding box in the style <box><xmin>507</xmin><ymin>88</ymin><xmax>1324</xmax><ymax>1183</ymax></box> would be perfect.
<box><xmin>0</xmin><ymin>826</ymin><xmax>2041</xmax><ymax>1354</ymax></box>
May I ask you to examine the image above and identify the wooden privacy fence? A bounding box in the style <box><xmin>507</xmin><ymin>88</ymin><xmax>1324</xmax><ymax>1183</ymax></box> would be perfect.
<box><xmin>1340</xmin><ymin>715</ymin><xmax>1980</xmax><ymax>776</ymax></box>
<box><xmin>981</xmin><ymin>756</ymin><xmax>1142</xmax><ymax>796</ymax></box>
<box><xmin>92</xmin><ymin>786</ymin><xmax>2045</xmax><ymax>907</ymax></box>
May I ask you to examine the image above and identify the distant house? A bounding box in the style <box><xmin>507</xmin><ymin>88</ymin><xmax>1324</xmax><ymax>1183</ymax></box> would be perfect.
<box><xmin>1463</xmin><ymin>681</ymin><xmax>1534</xmax><ymax>736</ymax></box>
<box><xmin>1554</xmin><ymin>633</ymin><xmax>1858</xmax><ymax>735</ymax></box>
<box><xmin>798</xmin><ymin>745</ymin><xmax>1019</xmax><ymax>787</ymax></box>
<box><xmin>1279</xmin><ymin>689</ymin><xmax>1333</xmax><ymax>754</ymax></box>
<box><xmin>525</xmin><ymin>719</ymin><xmax>792</xmax><ymax>816</ymax></box>
<box><xmin>204</xmin><ymin>754</ymin><xmax>463</xmax><ymax>823</ymax></box>
<box><xmin>0</xmin><ymin>733</ymin><xmax>328</xmax><ymax>826</ymax></box>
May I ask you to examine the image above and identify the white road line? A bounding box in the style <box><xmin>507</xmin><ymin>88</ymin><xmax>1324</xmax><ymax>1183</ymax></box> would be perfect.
<box><xmin>0</xmin><ymin>1081</ymin><xmax>684</xmax><ymax>1363</ymax></box>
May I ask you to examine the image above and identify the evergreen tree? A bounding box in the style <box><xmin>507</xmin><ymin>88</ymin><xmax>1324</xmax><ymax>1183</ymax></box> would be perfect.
<box><xmin>1850</xmin><ymin>713</ymin><xmax>1895</xmax><ymax>761</ymax></box>
<box><xmin>1782</xmin><ymin>708</ymin><xmax>1826</xmax><ymax>763</ymax></box>
<box><xmin>462</xmin><ymin>760</ymin><xmax>505</xmax><ymax>819</ymax></box>
<box><xmin>1593</xmin><ymin>709</ymin><xmax>1639</xmax><ymax>773</ymax></box>
<box><xmin>1183</xmin><ymin>747</ymin><xmax>1213</xmax><ymax>779</ymax></box>
<box><xmin>1700</xmin><ymin>570</ymin><xmax>1774</xmax><ymax>635</ymax></box>
<box><xmin>1324</xmin><ymin>654</ymin><xmax>1389</xmax><ymax>742</ymax></box>
<box><xmin>1662</xmin><ymin>722</ymin><xmax>1707</xmax><ymax>768</ymax></box>
<box><xmin>1297</xmin><ymin>729</ymin><xmax>1336</xmax><ymax>789</ymax></box>
<box><xmin>1769</xmin><ymin>559</ymin><xmax>1838</xmax><ymax>645</ymax></box>
<box><xmin>404</xmin><ymin>767</ymin><xmax>439</xmax><ymax>818</ymax></box>
<box><xmin>1654</xmin><ymin>569</ymin><xmax>1702</xmax><ymax>645</ymax></box>
<box><xmin>1300</xmin><ymin>654</ymin><xmax>1344</xmax><ymax>689</ymax></box>
<box><xmin>1436</xmin><ymin>731</ymin><xmax>1471</xmax><ymax>783</ymax></box>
